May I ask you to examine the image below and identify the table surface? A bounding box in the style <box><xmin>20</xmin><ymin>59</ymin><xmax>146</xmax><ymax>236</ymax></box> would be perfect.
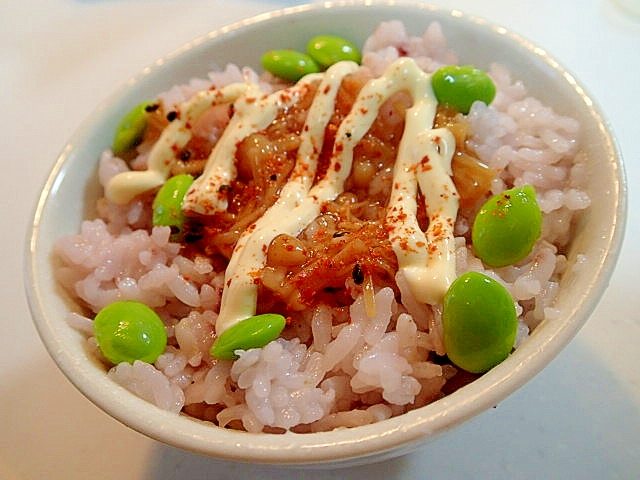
<box><xmin>2</xmin><ymin>1</ymin><xmax>639</xmax><ymax>478</ymax></box>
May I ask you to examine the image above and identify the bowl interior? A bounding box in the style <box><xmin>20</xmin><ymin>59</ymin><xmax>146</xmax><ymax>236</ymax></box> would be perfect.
<box><xmin>26</xmin><ymin>0</ymin><xmax>626</xmax><ymax>467</ymax></box>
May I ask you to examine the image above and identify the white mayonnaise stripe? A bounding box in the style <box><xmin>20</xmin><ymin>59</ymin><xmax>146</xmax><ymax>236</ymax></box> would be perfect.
<box><xmin>387</xmin><ymin>126</ymin><xmax>458</xmax><ymax>305</ymax></box>
<box><xmin>382</xmin><ymin>60</ymin><xmax>458</xmax><ymax>305</ymax></box>
<box><xmin>414</xmin><ymin>129</ymin><xmax>458</xmax><ymax>303</ymax></box>
<box><xmin>105</xmin><ymin>83</ymin><xmax>250</xmax><ymax>204</ymax></box>
<box><xmin>216</xmin><ymin>62</ymin><xmax>359</xmax><ymax>333</ymax></box>
<box><xmin>182</xmin><ymin>73</ymin><xmax>324</xmax><ymax>215</ymax></box>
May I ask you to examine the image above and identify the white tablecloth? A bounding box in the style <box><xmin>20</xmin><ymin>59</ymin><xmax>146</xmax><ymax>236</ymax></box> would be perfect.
<box><xmin>2</xmin><ymin>1</ymin><xmax>638</xmax><ymax>478</ymax></box>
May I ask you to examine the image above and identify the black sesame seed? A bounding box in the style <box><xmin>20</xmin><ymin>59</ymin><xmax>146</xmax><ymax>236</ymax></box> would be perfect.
<box><xmin>352</xmin><ymin>263</ymin><xmax>364</xmax><ymax>285</ymax></box>
<box><xmin>323</xmin><ymin>286</ymin><xmax>341</xmax><ymax>294</ymax></box>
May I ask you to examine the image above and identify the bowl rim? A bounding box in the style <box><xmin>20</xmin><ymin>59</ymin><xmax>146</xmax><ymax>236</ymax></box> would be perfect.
<box><xmin>25</xmin><ymin>0</ymin><xmax>627</xmax><ymax>466</ymax></box>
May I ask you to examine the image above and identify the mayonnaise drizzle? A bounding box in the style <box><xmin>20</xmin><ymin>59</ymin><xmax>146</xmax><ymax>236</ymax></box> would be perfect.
<box><xmin>215</xmin><ymin>61</ymin><xmax>360</xmax><ymax>333</ymax></box>
<box><xmin>387</xmin><ymin>124</ymin><xmax>458</xmax><ymax>305</ymax></box>
<box><xmin>383</xmin><ymin>63</ymin><xmax>458</xmax><ymax>305</ymax></box>
<box><xmin>214</xmin><ymin>57</ymin><xmax>458</xmax><ymax>333</ymax></box>
<box><xmin>182</xmin><ymin>72</ymin><xmax>326</xmax><ymax>214</ymax></box>
<box><xmin>106</xmin><ymin>82</ymin><xmax>251</xmax><ymax>205</ymax></box>
<box><xmin>105</xmin><ymin>57</ymin><xmax>459</xmax><ymax>335</ymax></box>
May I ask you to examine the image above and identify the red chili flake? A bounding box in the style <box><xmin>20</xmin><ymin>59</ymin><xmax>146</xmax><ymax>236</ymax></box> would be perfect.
<box><xmin>431</xmin><ymin>222</ymin><xmax>444</xmax><ymax>238</ymax></box>
<box><xmin>420</xmin><ymin>155</ymin><xmax>433</xmax><ymax>172</ymax></box>
<box><xmin>334</xmin><ymin>162</ymin><xmax>342</xmax><ymax>172</ymax></box>
<box><xmin>323</xmin><ymin>85</ymin><xmax>331</xmax><ymax>94</ymax></box>
<box><xmin>399</xmin><ymin>238</ymin><xmax>412</xmax><ymax>252</ymax></box>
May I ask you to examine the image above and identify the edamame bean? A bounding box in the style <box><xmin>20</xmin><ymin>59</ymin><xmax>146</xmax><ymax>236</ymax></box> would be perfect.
<box><xmin>152</xmin><ymin>174</ymin><xmax>194</xmax><ymax>242</ymax></box>
<box><xmin>210</xmin><ymin>313</ymin><xmax>286</xmax><ymax>360</ymax></box>
<box><xmin>431</xmin><ymin>65</ymin><xmax>496</xmax><ymax>114</ymax></box>
<box><xmin>442</xmin><ymin>271</ymin><xmax>517</xmax><ymax>374</ymax></box>
<box><xmin>261</xmin><ymin>50</ymin><xmax>320</xmax><ymax>82</ymax></box>
<box><xmin>472</xmin><ymin>185</ymin><xmax>542</xmax><ymax>267</ymax></box>
<box><xmin>94</xmin><ymin>300</ymin><xmax>167</xmax><ymax>365</ymax></box>
<box><xmin>306</xmin><ymin>35</ymin><xmax>361</xmax><ymax>68</ymax></box>
<box><xmin>112</xmin><ymin>101</ymin><xmax>154</xmax><ymax>156</ymax></box>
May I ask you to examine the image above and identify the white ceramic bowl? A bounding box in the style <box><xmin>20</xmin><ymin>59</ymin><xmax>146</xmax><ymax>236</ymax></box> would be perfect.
<box><xmin>25</xmin><ymin>0</ymin><xmax>626</xmax><ymax>467</ymax></box>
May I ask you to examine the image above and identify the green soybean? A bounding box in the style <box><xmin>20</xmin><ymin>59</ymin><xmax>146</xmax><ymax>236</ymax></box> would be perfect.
<box><xmin>306</xmin><ymin>35</ymin><xmax>361</xmax><ymax>68</ymax></box>
<box><xmin>431</xmin><ymin>65</ymin><xmax>496</xmax><ymax>114</ymax></box>
<box><xmin>94</xmin><ymin>300</ymin><xmax>167</xmax><ymax>365</ymax></box>
<box><xmin>472</xmin><ymin>185</ymin><xmax>542</xmax><ymax>267</ymax></box>
<box><xmin>112</xmin><ymin>101</ymin><xmax>153</xmax><ymax>156</ymax></box>
<box><xmin>442</xmin><ymin>271</ymin><xmax>517</xmax><ymax>374</ymax></box>
<box><xmin>261</xmin><ymin>50</ymin><xmax>320</xmax><ymax>82</ymax></box>
<box><xmin>152</xmin><ymin>174</ymin><xmax>194</xmax><ymax>242</ymax></box>
<box><xmin>210</xmin><ymin>313</ymin><xmax>287</xmax><ymax>360</ymax></box>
